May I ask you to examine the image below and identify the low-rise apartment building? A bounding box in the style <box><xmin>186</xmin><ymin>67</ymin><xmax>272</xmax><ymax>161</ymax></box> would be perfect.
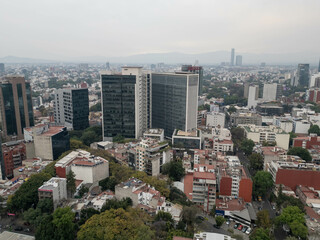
<box><xmin>240</xmin><ymin>124</ymin><xmax>290</xmax><ymax>150</ymax></box>
<box><xmin>38</xmin><ymin>177</ymin><xmax>67</xmax><ymax>208</ymax></box>
<box><xmin>172</xmin><ymin>129</ymin><xmax>202</xmax><ymax>150</ymax></box>
<box><xmin>230</xmin><ymin>112</ymin><xmax>262</xmax><ymax>127</ymax></box>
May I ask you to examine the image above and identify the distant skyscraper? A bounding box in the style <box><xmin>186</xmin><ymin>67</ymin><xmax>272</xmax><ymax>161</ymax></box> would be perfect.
<box><xmin>318</xmin><ymin>59</ymin><xmax>320</xmax><ymax>73</ymax></box>
<box><xmin>297</xmin><ymin>64</ymin><xmax>310</xmax><ymax>87</ymax></box>
<box><xmin>151</xmin><ymin>73</ymin><xmax>198</xmax><ymax>137</ymax></box>
<box><xmin>0</xmin><ymin>76</ymin><xmax>34</xmax><ymax>141</ymax></box>
<box><xmin>0</xmin><ymin>137</ymin><xmax>3</xmax><ymax>180</ymax></box>
<box><xmin>236</xmin><ymin>55</ymin><xmax>242</xmax><ymax>66</ymax></box>
<box><xmin>231</xmin><ymin>48</ymin><xmax>235</xmax><ymax>66</ymax></box>
<box><xmin>106</xmin><ymin>62</ymin><xmax>110</xmax><ymax>70</ymax></box>
<box><xmin>0</xmin><ymin>63</ymin><xmax>4</xmax><ymax>75</ymax></box>
<box><xmin>101</xmin><ymin>67</ymin><xmax>151</xmax><ymax>141</ymax></box>
<box><xmin>54</xmin><ymin>88</ymin><xmax>89</xmax><ymax>130</ymax></box>
<box><xmin>181</xmin><ymin>65</ymin><xmax>203</xmax><ymax>96</ymax></box>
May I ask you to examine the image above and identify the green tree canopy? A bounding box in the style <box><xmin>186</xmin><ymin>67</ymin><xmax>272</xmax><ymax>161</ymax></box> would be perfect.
<box><xmin>249</xmin><ymin>153</ymin><xmax>264</xmax><ymax>173</ymax></box>
<box><xmin>89</xmin><ymin>102</ymin><xmax>101</xmax><ymax>112</ymax></box>
<box><xmin>249</xmin><ymin>228</ymin><xmax>271</xmax><ymax>240</ymax></box>
<box><xmin>231</xmin><ymin>127</ymin><xmax>245</xmax><ymax>148</ymax></box>
<box><xmin>240</xmin><ymin>139</ymin><xmax>255</xmax><ymax>155</ymax></box>
<box><xmin>162</xmin><ymin>160</ymin><xmax>185</xmax><ymax>181</ymax></box>
<box><xmin>308</xmin><ymin>124</ymin><xmax>320</xmax><ymax>135</ymax></box>
<box><xmin>215</xmin><ymin>215</ymin><xmax>225</xmax><ymax>227</ymax></box>
<box><xmin>99</xmin><ymin>177</ymin><xmax>117</xmax><ymax>191</ymax></box>
<box><xmin>276</xmin><ymin>206</ymin><xmax>307</xmax><ymax>239</ymax></box>
<box><xmin>67</xmin><ymin>170</ymin><xmax>76</xmax><ymax>197</ymax></box>
<box><xmin>77</xmin><ymin>208</ymin><xmax>153</xmax><ymax>240</ymax></box>
<box><xmin>52</xmin><ymin>207</ymin><xmax>76</xmax><ymax>240</ymax></box>
<box><xmin>257</xmin><ymin>210</ymin><xmax>271</xmax><ymax>228</ymax></box>
<box><xmin>7</xmin><ymin>172</ymin><xmax>51</xmax><ymax>212</ymax></box>
<box><xmin>253</xmin><ymin>171</ymin><xmax>274</xmax><ymax>198</ymax></box>
<box><xmin>169</xmin><ymin>187</ymin><xmax>192</xmax><ymax>206</ymax></box>
<box><xmin>100</xmin><ymin>198</ymin><xmax>132</xmax><ymax>212</ymax></box>
<box><xmin>287</xmin><ymin>147</ymin><xmax>312</xmax><ymax>162</ymax></box>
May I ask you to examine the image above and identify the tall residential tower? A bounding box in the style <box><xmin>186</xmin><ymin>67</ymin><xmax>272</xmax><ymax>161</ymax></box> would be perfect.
<box><xmin>181</xmin><ymin>65</ymin><xmax>203</xmax><ymax>96</ymax></box>
<box><xmin>53</xmin><ymin>88</ymin><xmax>89</xmax><ymax>130</ymax></box>
<box><xmin>231</xmin><ymin>48</ymin><xmax>235</xmax><ymax>66</ymax></box>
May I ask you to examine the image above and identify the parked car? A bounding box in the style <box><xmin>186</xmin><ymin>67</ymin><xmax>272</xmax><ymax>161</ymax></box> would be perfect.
<box><xmin>242</xmin><ymin>226</ymin><xmax>248</xmax><ymax>233</ymax></box>
<box><xmin>24</xmin><ymin>228</ymin><xmax>30</xmax><ymax>232</ymax></box>
<box><xmin>238</xmin><ymin>224</ymin><xmax>243</xmax><ymax>230</ymax></box>
<box><xmin>226</xmin><ymin>220</ymin><xmax>230</xmax><ymax>225</ymax></box>
<box><xmin>234</xmin><ymin>223</ymin><xmax>239</xmax><ymax>229</ymax></box>
<box><xmin>14</xmin><ymin>226</ymin><xmax>23</xmax><ymax>231</ymax></box>
<box><xmin>246</xmin><ymin>227</ymin><xmax>252</xmax><ymax>234</ymax></box>
<box><xmin>196</xmin><ymin>216</ymin><xmax>205</xmax><ymax>221</ymax></box>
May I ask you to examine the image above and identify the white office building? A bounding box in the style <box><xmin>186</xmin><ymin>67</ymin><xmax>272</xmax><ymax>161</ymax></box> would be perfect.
<box><xmin>206</xmin><ymin>112</ymin><xmax>225</xmax><ymax>127</ymax></box>
<box><xmin>247</xmin><ymin>85</ymin><xmax>259</xmax><ymax>109</ymax></box>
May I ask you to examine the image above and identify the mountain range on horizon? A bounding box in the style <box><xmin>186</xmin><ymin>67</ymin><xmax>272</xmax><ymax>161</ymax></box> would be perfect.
<box><xmin>0</xmin><ymin>51</ymin><xmax>319</xmax><ymax>65</ymax></box>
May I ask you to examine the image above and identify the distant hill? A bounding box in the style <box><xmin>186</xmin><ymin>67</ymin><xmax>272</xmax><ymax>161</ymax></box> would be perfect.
<box><xmin>1</xmin><ymin>51</ymin><xmax>319</xmax><ymax>65</ymax></box>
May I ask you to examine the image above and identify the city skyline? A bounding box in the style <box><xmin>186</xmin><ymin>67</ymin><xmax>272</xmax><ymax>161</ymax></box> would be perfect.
<box><xmin>1</xmin><ymin>0</ymin><xmax>320</xmax><ymax>62</ymax></box>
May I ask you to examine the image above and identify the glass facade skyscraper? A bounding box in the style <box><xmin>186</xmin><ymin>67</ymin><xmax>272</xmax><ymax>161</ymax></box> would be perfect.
<box><xmin>101</xmin><ymin>74</ymin><xmax>136</xmax><ymax>140</ymax></box>
<box><xmin>0</xmin><ymin>76</ymin><xmax>34</xmax><ymax>141</ymax></box>
<box><xmin>151</xmin><ymin>73</ymin><xmax>198</xmax><ymax>137</ymax></box>
<box><xmin>297</xmin><ymin>64</ymin><xmax>310</xmax><ymax>87</ymax></box>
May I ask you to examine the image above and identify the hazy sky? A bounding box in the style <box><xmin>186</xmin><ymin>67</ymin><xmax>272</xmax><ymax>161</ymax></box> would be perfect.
<box><xmin>1</xmin><ymin>0</ymin><xmax>320</xmax><ymax>59</ymax></box>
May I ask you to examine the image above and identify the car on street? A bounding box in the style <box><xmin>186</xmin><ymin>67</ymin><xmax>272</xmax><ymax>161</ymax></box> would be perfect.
<box><xmin>226</xmin><ymin>220</ymin><xmax>230</xmax><ymax>225</ymax></box>
<box><xmin>246</xmin><ymin>227</ymin><xmax>252</xmax><ymax>234</ymax></box>
<box><xmin>234</xmin><ymin>223</ymin><xmax>239</xmax><ymax>229</ymax></box>
<box><xmin>196</xmin><ymin>216</ymin><xmax>204</xmax><ymax>221</ymax></box>
<box><xmin>14</xmin><ymin>226</ymin><xmax>23</xmax><ymax>231</ymax></box>
<box><xmin>242</xmin><ymin>226</ymin><xmax>248</xmax><ymax>233</ymax></box>
<box><xmin>238</xmin><ymin>224</ymin><xmax>243</xmax><ymax>230</ymax></box>
<box><xmin>272</xmin><ymin>205</ymin><xmax>276</xmax><ymax>210</ymax></box>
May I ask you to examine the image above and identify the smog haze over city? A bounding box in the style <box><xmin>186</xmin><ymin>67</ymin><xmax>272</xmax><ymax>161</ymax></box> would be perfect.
<box><xmin>1</xmin><ymin>0</ymin><xmax>320</xmax><ymax>64</ymax></box>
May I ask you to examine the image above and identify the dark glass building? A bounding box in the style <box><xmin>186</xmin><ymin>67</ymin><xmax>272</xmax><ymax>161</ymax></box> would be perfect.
<box><xmin>0</xmin><ymin>76</ymin><xmax>34</xmax><ymax>141</ymax></box>
<box><xmin>101</xmin><ymin>74</ymin><xmax>136</xmax><ymax>140</ymax></box>
<box><xmin>54</xmin><ymin>88</ymin><xmax>89</xmax><ymax>130</ymax></box>
<box><xmin>297</xmin><ymin>64</ymin><xmax>310</xmax><ymax>87</ymax></box>
<box><xmin>152</xmin><ymin>73</ymin><xmax>198</xmax><ymax>138</ymax></box>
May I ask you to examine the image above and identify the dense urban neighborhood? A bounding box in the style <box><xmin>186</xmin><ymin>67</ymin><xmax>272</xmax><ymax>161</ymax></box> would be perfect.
<box><xmin>0</xmin><ymin>57</ymin><xmax>319</xmax><ymax>240</ymax></box>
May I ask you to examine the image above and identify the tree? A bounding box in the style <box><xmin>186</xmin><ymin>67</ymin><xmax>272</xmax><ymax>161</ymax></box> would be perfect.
<box><xmin>287</xmin><ymin>147</ymin><xmax>312</xmax><ymax>162</ymax></box>
<box><xmin>35</xmin><ymin>214</ymin><xmax>57</xmax><ymax>240</ymax></box>
<box><xmin>249</xmin><ymin>228</ymin><xmax>270</xmax><ymax>240</ymax></box>
<box><xmin>67</xmin><ymin>170</ymin><xmax>76</xmax><ymax>197</ymax></box>
<box><xmin>155</xmin><ymin>211</ymin><xmax>174</xmax><ymax>225</ymax></box>
<box><xmin>231</xmin><ymin>127</ymin><xmax>245</xmax><ymax>148</ymax></box>
<box><xmin>52</xmin><ymin>207</ymin><xmax>76</xmax><ymax>240</ymax></box>
<box><xmin>253</xmin><ymin>171</ymin><xmax>274</xmax><ymax>198</ymax></box>
<box><xmin>308</xmin><ymin>124</ymin><xmax>320</xmax><ymax>135</ymax></box>
<box><xmin>7</xmin><ymin>172</ymin><xmax>51</xmax><ymax>212</ymax></box>
<box><xmin>77</xmin><ymin>208</ymin><xmax>153</xmax><ymax>240</ymax></box>
<box><xmin>169</xmin><ymin>187</ymin><xmax>191</xmax><ymax>206</ymax></box>
<box><xmin>113</xmin><ymin>134</ymin><xmax>125</xmax><ymax>143</ymax></box>
<box><xmin>210</xmin><ymin>205</ymin><xmax>216</xmax><ymax>217</ymax></box>
<box><xmin>162</xmin><ymin>160</ymin><xmax>185</xmax><ymax>181</ymax></box>
<box><xmin>81</xmin><ymin>131</ymin><xmax>97</xmax><ymax>146</ymax></box>
<box><xmin>78</xmin><ymin>185</ymin><xmax>89</xmax><ymax>197</ymax></box>
<box><xmin>70</xmin><ymin>138</ymin><xmax>88</xmax><ymax>150</ymax></box>
<box><xmin>89</xmin><ymin>102</ymin><xmax>101</xmax><ymax>112</ymax></box>
<box><xmin>228</xmin><ymin>106</ymin><xmax>237</xmax><ymax>113</ymax></box>
<box><xmin>257</xmin><ymin>210</ymin><xmax>271</xmax><ymax>228</ymax></box>
<box><xmin>240</xmin><ymin>139</ymin><xmax>255</xmax><ymax>155</ymax></box>
<box><xmin>249</xmin><ymin>153</ymin><xmax>264</xmax><ymax>172</ymax></box>
<box><xmin>99</xmin><ymin>177</ymin><xmax>118</xmax><ymax>191</ymax></box>
<box><xmin>276</xmin><ymin>206</ymin><xmax>307</xmax><ymax>239</ymax></box>
<box><xmin>215</xmin><ymin>215</ymin><xmax>225</xmax><ymax>227</ymax></box>
<box><xmin>289</xmin><ymin>132</ymin><xmax>297</xmax><ymax>146</ymax></box>
<box><xmin>78</xmin><ymin>208</ymin><xmax>100</xmax><ymax>225</ymax></box>
<box><xmin>100</xmin><ymin>198</ymin><xmax>132</xmax><ymax>212</ymax></box>
<box><xmin>37</xmin><ymin>198</ymin><xmax>54</xmax><ymax>214</ymax></box>
<box><xmin>182</xmin><ymin>206</ymin><xmax>198</xmax><ymax>233</ymax></box>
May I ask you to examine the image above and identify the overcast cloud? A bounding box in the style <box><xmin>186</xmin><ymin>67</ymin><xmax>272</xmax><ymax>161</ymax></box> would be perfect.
<box><xmin>1</xmin><ymin>0</ymin><xmax>319</xmax><ymax>60</ymax></box>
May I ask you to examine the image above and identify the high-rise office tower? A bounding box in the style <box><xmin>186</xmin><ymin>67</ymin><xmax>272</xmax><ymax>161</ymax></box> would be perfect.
<box><xmin>263</xmin><ymin>83</ymin><xmax>282</xmax><ymax>101</ymax></box>
<box><xmin>236</xmin><ymin>55</ymin><xmax>242</xmax><ymax>66</ymax></box>
<box><xmin>318</xmin><ymin>59</ymin><xmax>320</xmax><ymax>73</ymax></box>
<box><xmin>54</xmin><ymin>88</ymin><xmax>89</xmax><ymax>130</ymax></box>
<box><xmin>106</xmin><ymin>62</ymin><xmax>110</xmax><ymax>70</ymax></box>
<box><xmin>181</xmin><ymin>65</ymin><xmax>203</xmax><ymax>96</ymax></box>
<box><xmin>101</xmin><ymin>67</ymin><xmax>151</xmax><ymax>141</ymax></box>
<box><xmin>0</xmin><ymin>76</ymin><xmax>34</xmax><ymax>141</ymax></box>
<box><xmin>151</xmin><ymin>73</ymin><xmax>198</xmax><ymax>137</ymax></box>
<box><xmin>231</xmin><ymin>48</ymin><xmax>235</xmax><ymax>66</ymax></box>
<box><xmin>297</xmin><ymin>64</ymin><xmax>310</xmax><ymax>87</ymax></box>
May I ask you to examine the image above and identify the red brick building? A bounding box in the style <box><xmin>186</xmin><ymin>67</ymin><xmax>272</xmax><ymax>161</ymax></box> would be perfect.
<box><xmin>293</xmin><ymin>134</ymin><xmax>320</xmax><ymax>149</ymax></box>
<box><xmin>217</xmin><ymin>156</ymin><xmax>252</xmax><ymax>202</ymax></box>
<box><xmin>2</xmin><ymin>140</ymin><xmax>26</xmax><ymax>178</ymax></box>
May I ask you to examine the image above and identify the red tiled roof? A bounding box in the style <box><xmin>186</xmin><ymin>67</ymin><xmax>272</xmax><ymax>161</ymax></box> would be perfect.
<box><xmin>41</xmin><ymin>126</ymin><xmax>65</xmax><ymax>136</ymax></box>
<box><xmin>305</xmin><ymin>206</ymin><xmax>320</xmax><ymax>221</ymax></box>
<box><xmin>194</xmin><ymin>171</ymin><xmax>216</xmax><ymax>180</ymax></box>
<box><xmin>184</xmin><ymin>173</ymin><xmax>193</xmax><ymax>200</ymax></box>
